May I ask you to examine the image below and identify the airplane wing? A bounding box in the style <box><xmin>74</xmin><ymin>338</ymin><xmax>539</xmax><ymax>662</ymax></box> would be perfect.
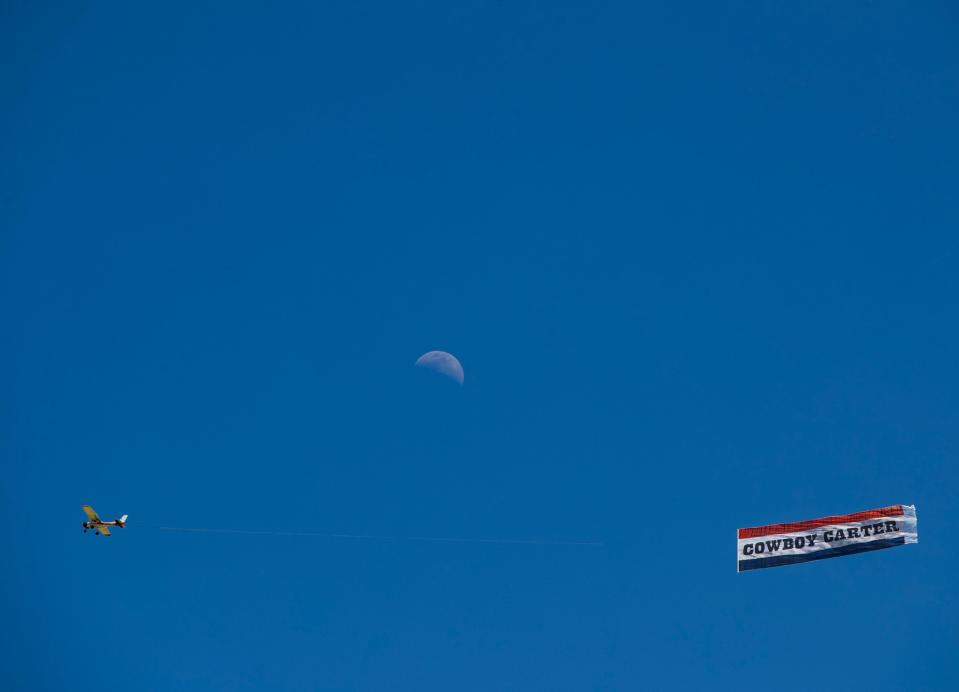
<box><xmin>97</xmin><ymin>526</ymin><xmax>111</xmax><ymax>536</ymax></box>
<box><xmin>82</xmin><ymin>505</ymin><xmax>101</xmax><ymax>522</ymax></box>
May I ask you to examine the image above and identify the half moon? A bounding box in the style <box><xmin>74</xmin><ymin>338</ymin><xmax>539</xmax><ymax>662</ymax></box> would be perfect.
<box><xmin>415</xmin><ymin>351</ymin><xmax>464</xmax><ymax>385</ymax></box>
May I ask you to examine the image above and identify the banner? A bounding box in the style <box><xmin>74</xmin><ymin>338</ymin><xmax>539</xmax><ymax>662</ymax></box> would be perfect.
<box><xmin>737</xmin><ymin>504</ymin><xmax>917</xmax><ymax>572</ymax></box>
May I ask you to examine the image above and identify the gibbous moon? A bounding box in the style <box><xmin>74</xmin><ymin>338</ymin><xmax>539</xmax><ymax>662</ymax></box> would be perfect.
<box><xmin>415</xmin><ymin>351</ymin><xmax>464</xmax><ymax>385</ymax></box>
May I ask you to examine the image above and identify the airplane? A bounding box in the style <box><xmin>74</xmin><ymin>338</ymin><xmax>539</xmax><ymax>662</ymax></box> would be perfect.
<box><xmin>82</xmin><ymin>505</ymin><xmax>128</xmax><ymax>536</ymax></box>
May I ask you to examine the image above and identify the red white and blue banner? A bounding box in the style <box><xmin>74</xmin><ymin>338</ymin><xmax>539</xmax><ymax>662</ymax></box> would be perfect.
<box><xmin>737</xmin><ymin>504</ymin><xmax>918</xmax><ymax>572</ymax></box>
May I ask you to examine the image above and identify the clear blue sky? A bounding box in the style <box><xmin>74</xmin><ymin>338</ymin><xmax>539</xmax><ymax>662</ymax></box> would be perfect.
<box><xmin>3</xmin><ymin>2</ymin><xmax>958</xmax><ymax>690</ymax></box>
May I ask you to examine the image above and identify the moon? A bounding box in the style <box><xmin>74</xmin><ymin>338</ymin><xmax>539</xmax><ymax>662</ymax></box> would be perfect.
<box><xmin>415</xmin><ymin>351</ymin><xmax>464</xmax><ymax>385</ymax></box>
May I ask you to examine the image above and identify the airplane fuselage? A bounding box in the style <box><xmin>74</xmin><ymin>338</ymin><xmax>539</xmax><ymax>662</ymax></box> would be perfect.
<box><xmin>82</xmin><ymin>517</ymin><xmax>126</xmax><ymax>535</ymax></box>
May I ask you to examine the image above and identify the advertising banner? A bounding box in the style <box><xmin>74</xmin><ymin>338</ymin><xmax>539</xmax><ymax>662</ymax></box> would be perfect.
<box><xmin>737</xmin><ymin>504</ymin><xmax>917</xmax><ymax>572</ymax></box>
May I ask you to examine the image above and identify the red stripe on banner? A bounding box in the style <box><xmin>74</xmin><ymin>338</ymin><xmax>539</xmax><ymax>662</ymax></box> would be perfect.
<box><xmin>738</xmin><ymin>505</ymin><xmax>904</xmax><ymax>539</ymax></box>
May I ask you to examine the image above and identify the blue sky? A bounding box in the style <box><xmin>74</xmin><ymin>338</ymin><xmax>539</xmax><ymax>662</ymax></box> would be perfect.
<box><xmin>2</xmin><ymin>2</ymin><xmax>958</xmax><ymax>690</ymax></box>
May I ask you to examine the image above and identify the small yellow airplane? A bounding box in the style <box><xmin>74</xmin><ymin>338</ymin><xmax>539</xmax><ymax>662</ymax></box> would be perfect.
<box><xmin>82</xmin><ymin>505</ymin><xmax>128</xmax><ymax>536</ymax></box>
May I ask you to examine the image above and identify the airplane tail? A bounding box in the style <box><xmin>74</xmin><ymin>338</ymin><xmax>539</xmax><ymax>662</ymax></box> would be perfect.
<box><xmin>117</xmin><ymin>514</ymin><xmax>128</xmax><ymax>528</ymax></box>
